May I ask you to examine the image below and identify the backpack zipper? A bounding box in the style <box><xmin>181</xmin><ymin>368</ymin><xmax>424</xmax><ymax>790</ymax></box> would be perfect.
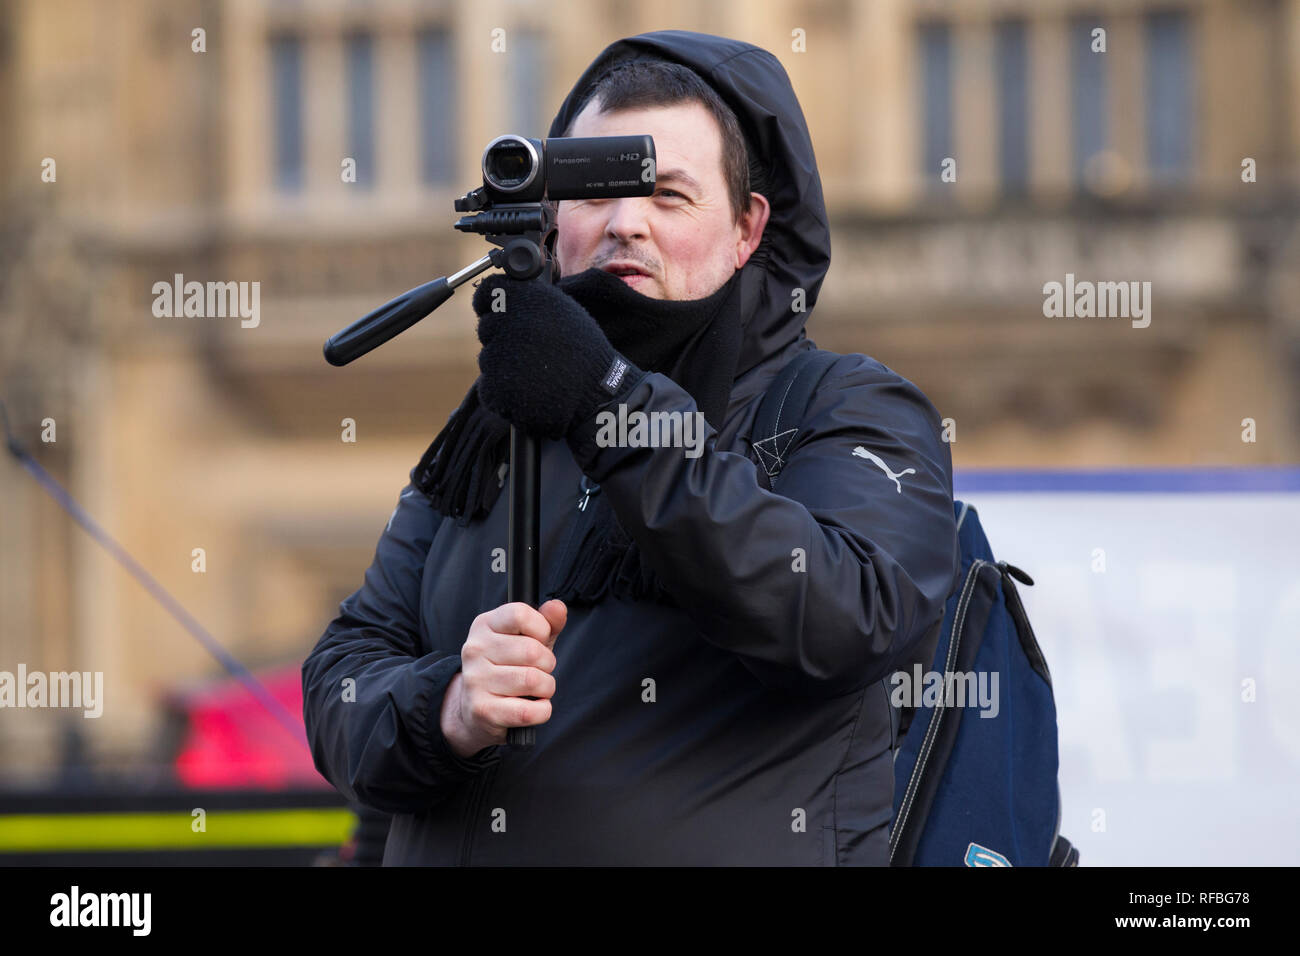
<box><xmin>889</xmin><ymin>558</ymin><xmax>987</xmax><ymax>864</ymax></box>
<box><xmin>996</xmin><ymin>560</ymin><xmax>1052</xmax><ymax>687</ymax></box>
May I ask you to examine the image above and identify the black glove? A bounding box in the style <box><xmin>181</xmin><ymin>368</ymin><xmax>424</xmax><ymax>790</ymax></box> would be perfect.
<box><xmin>472</xmin><ymin>272</ymin><xmax>629</xmax><ymax>439</ymax></box>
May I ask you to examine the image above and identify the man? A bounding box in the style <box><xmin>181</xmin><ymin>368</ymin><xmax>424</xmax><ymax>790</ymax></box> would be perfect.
<box><xmin>302</xmin><ymin>30</ymin><xmax>960</xmax><ymax>866</ymax></box>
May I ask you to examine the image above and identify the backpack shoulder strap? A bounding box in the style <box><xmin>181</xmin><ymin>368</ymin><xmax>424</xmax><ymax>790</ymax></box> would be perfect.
<box><xmin>749</xmin><ymin>347</ymin><xmax>841</xmax><ymax>488</ymax></box>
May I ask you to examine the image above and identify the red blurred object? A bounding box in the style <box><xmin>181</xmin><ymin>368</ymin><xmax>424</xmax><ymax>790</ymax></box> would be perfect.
<box><xmin>168</xmin><ymin>664</ymin><xmax>332</xmax><ymax>790</ymax></box>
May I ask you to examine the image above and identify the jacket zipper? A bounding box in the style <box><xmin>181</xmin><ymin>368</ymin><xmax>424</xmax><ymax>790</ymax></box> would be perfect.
<box><xmin>577</xmin><ymin>474</ymin><xmax>600</xmax><ymax>512</ymax></box>
<box><xmin>543</xmin><ymin>475</ymin><xmax>601</xmax><ymax>598</ymax></box>
<box><xmin>458</xmin><ymin>761</ymin><xmax>499</xmax><ymax>866</ymax></box>
<box><xmin>889</xmin><ymin>557</ymin><xmax>986</xmax><ymax>864</ymax></box>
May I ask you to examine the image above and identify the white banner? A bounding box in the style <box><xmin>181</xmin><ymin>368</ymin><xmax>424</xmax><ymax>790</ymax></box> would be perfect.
<box><xmin>956</xmin><ymin>475</ymin><xmax>1300</xmax><ymax>866</ymax></box>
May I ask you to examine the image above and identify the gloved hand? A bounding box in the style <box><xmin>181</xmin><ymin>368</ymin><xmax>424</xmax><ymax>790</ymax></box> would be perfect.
<box><xmin>472</xmin><ymin>272</ymin><xmax>630</xmax><ymax>439</ymax></box>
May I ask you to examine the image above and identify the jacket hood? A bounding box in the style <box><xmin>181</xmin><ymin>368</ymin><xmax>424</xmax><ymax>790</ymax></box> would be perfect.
<box><xmin>547</xmin><ymin>30</ymin><xmax>831</xmax><ymax>379</ymax></box>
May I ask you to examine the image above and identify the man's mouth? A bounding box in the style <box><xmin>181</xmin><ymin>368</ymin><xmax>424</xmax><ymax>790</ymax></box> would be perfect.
<box><xmin>601</xmin><ymin>263</ymin><xmax>653</xmax><ymax>286</ymax></box>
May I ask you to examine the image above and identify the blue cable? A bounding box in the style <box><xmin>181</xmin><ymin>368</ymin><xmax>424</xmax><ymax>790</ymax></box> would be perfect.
<box><xmin>1</xmin><ymin>398</ymin><xmax>307</xmax><ymax>745</ymax></box>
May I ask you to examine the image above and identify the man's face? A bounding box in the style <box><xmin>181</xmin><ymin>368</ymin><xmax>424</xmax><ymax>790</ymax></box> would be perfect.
<box><xmin>554</xmin><ymin>98</ymin><xmax>770</xmax><ymax>301</ymax></box>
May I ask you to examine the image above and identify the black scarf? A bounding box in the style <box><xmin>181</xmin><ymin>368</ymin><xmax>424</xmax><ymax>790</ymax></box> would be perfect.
<box><xmin>413</xmin><ymin>264</ymin><xmax>745</xmax><ymax>605</ymax></box>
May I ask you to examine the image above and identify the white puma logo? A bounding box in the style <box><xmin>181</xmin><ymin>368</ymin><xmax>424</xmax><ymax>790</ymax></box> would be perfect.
<box><xmin>852</xmin><ymin>446</ymin><xmax>915</xmax><ymax>493</ymax></box>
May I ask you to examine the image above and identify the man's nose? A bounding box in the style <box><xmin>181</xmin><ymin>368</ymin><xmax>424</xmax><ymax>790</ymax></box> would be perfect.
<box><xmin>603</xmin><ymin>196</ymin><xmax>651</xmax><ymax>243</ymax></box>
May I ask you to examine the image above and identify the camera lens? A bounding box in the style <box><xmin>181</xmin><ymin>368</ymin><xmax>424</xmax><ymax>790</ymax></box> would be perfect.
<box><xmin>482</xmin><ymin>136</ymin><xmax>540</xmax><ymax>193</ymax></box>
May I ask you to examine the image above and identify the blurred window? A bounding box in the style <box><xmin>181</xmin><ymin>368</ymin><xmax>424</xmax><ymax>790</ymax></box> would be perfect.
<box><xmin>346</xmin><ymin>32</ymin><xmax>376</xmax><ymax>189</ymax></box>
<box><xmin>995</xmin><ymin>19</ymin><xmax>1030</xmax><ymax>195</ymax></box>
<box><xmin>1070</xmin><ymin>15</ymin><xmax>1108</xmax><ymax>188</ymax></box>
<box><xmin>418</xmin><ymin>28</ymin><xmax>457</xmax><ymax>185</ymax></box>
<box><xmin>270</xmin><ymin>34</ymin><xmax>303</xmax><ymax>192</ymax></box>
<box><xmin>509</xmin><ymin>29</ymin><xmax>547</xmax><ymax>137</ymax></box>
<box><xmin>1145</xmin><ymin>9</ymin><xmax>1194</xmax><ymax>182</ymax></box>
<box><xmin>918</xmin><ymin>22</ymin><xmax>952</xmax><ymax>190</ymax></box>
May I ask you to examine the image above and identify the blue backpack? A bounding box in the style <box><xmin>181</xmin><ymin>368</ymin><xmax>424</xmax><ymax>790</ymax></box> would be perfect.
<box><xmin>749</xmin><ymin>348</ymin><xmax>1078</xmax><ymax>868</ymax></box>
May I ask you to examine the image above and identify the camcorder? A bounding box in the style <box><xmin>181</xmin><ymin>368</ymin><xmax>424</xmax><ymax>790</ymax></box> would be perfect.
<box><xmin>476</xmin><ymin>132</ymin><xmax>657</xmax><ymax>204</ymax></box>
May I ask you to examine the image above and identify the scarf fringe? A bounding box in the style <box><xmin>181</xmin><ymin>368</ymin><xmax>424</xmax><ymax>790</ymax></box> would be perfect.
<box><xmin>413</xmin><ymin>384</ymin><xmax>511</xmax><ymax>526</ymax></box>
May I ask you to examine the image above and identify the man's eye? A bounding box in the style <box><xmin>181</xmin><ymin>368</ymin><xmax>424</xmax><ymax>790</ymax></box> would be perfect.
<box><xmin>657</xmin><ymin>189</ymin><xmax>684</xmax><ymax>199</ymax></box>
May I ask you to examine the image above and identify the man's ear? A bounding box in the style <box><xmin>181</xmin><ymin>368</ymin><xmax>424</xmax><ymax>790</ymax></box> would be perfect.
<box><xmin>735</xmin><ymin>192</ymin><xmax>771</xmax><ymax>270</ymax></box>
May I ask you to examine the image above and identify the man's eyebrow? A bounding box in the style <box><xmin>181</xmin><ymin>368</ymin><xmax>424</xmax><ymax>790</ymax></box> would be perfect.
<box><xmin>653</xmin><ymin>169</ymin><xmax>702</xmax><ymax>192</ymax></box>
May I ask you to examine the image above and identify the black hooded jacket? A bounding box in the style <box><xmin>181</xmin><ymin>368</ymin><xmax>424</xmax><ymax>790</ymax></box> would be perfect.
<box><xmin>302</xmin><ymin>30</ymin><xmax>960</xmax><ymax>865</ymax></box>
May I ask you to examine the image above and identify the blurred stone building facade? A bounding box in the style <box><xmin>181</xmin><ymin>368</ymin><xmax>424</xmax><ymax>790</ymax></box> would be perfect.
<box><xmin>1</xmin><ymin>0</ymin><xmax>1297</xmax><ymax>776</ymax></box>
